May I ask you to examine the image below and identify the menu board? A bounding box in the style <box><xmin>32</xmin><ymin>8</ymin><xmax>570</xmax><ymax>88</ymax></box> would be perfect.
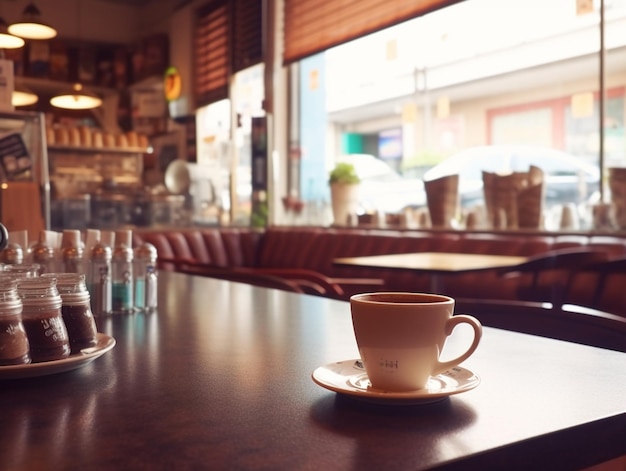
<box><xmin>0</xmin><ymin>132</ymin><xmax>32</xmax><ymax>181</ymax></box>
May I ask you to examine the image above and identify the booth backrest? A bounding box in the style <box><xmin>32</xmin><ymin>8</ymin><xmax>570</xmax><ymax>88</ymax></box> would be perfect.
<box><xmin>134</xmin><ymin>226</ymin><xmax>626</xmax><ymax>316</ymax></box>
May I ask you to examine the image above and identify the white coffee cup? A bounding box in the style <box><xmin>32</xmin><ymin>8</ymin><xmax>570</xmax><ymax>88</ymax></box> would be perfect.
<box><xmin>350</xmin><ymin>292</ymin><xmax>482</xmax><ymax>392</ymax></box>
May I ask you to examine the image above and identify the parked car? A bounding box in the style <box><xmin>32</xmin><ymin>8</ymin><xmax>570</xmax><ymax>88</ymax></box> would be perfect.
<box><xmin>335</xmin><ymin>154</ymin><xmax>426</xmax><ymax>213</ymax></box>
<box><xmin>422</xmin><ymin>145</ymin><xmax>601</xmax><ymax>209</ymax></box>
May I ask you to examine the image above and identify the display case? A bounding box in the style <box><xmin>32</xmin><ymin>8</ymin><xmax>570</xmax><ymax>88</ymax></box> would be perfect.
<box><xmin>48</xmin><ymin>145</ymin><xmax>147</xmax><ymax>230</ymax></box>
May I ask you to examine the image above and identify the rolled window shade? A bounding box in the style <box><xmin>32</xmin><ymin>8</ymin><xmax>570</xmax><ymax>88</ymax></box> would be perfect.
<box><xmin>232</xmin><ymin>0</ymin><xmax>264</xmax><ymax>73</ymax></box>
<box><xmin>194</xmin><ymin>0</ymin><xmax>263</xmax><ymax>106</ymax></box>
<box><xmin>283</xmin><ymin>0</ymin><xmax>462</xmax><ymax>65</ymax></box>
<box><xmin>195</xmin><ymin>0</ymin><xmax>230</xmax><ymax>107</ymax></box>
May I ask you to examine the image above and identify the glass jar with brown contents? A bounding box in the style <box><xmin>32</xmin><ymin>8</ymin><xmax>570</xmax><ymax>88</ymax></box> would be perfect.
<box><xmin>43</xmin><ymin>273</ymin><xmax>98</xmax><ymax>354</ymax></box>
<box><xmin>0</xmin><ymin>276</ymin><xmax>30</xmax><ymax>366</ymax></box>
<box><xmin>17</xmin><ymin>277</ymin><xmax>70</xmax><ymax>363</ymax></box>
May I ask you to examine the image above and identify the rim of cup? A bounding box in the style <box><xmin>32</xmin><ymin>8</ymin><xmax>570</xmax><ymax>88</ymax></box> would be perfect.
<box><xmin>350</xmin><ymin>292</ymin><xmax>453</xmax><ymax>305</ymax></box>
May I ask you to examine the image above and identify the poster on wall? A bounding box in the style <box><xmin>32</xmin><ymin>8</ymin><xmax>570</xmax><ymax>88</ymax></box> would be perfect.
<box><xmin>0</xmin><ymin>132</ymin><xmax>31</xmax><ymax>180</ymax></box>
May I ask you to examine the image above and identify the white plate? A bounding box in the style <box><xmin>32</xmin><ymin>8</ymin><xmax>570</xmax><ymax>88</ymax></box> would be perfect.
<box><xmin>0</xmin><ymin>333</ymin><xmax>116</xmax><ymax>380</ymax></box>
<box><xmin>312</xmin><ymin>359</ymin><xmax>480</xmax><ymax>405</ymax></box>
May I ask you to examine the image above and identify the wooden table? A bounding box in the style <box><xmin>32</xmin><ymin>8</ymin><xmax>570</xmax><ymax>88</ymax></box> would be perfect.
<box><xmin>1</xmin><ymin>271</ymin><xmax>625</xmax><ymax>470</ymax></box>
<box><xmin>335</xmin><ymin>252</ymin><xmax>528</xmax><ymax>292</ymax></box>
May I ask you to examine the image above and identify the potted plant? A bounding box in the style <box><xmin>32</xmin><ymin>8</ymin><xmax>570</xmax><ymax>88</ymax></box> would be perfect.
<box><xmin>329</xmin><ymin>162</ymin><xmax>361</xmax><ymax>226</ymax></box>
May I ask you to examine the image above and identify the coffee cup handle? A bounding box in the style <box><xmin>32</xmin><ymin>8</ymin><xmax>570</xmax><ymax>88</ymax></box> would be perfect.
<box><xmin>432</xmin><ymin>314</ymin><xmax>483</xmax><ymax>376</ymax></box>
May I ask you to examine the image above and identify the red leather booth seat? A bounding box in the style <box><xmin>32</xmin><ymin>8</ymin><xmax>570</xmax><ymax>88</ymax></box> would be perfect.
<box><xmin>133</xmin><ymin>227</ymin><xmax>626</xmax><ymax>316</ymax></box>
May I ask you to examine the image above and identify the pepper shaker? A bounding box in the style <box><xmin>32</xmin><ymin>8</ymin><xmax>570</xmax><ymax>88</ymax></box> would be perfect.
<box><xmin>111</xmin><ymin>230</ymin><xmax>133</xmax><ymax>313</ymax></box>
<box><xmin>87</xmin><ymin>242</ymin><xmax>113</xmax><ymax>316</ymax></box>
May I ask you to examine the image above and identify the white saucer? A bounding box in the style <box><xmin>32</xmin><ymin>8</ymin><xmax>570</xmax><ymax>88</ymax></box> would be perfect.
<box><xmin>0</xmin><ymin>333</ymin><xmax>116</xmax><ymax>380</ymax></box>
<box><xmin>312</xmin><ymin>359</ymin><xmax>480</xmax><ymax>405</ymax></box>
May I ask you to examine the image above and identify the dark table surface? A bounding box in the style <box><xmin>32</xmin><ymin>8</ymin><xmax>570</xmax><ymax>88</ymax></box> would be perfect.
<box><xmin>1</xmin><ymin>271</ymin><xmax>625</xmax><ymax>471</ymax></box>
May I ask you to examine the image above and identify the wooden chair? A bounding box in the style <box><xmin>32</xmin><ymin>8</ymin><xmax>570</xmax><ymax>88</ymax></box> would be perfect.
<box><xmin>455</xmin><ymin>299</ymin><xmax>626</xmax><ymax>353</ymax></box>
<box><xmin>497</xmin><ymin>247</ymin><xmax>609</xmax><ymax>308</ymax></box>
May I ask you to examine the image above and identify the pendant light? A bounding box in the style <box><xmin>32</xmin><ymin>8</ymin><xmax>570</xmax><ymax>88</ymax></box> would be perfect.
<box><xmin>50</xmin><ymin>83</ymin><xmax>102</xmax><ymax>110</ymax></box>
<box><xmin>0</xmin><ymin>17</ymin><xmax>25</xmax><ymax>49</ymax></box>
<box><xmin>49</xmin><ymin>0</ymin><xmax>101</xmax><ymax>110</ymax></box>
<box><xmin>12</xmin><ymin>88</ymin><xmax>38</xmax><ymax>107</ymax></box>
<box><xmin>8</xmin><ymin>2</ymin><xmax>57</xmax><ymax>40</ymax></box>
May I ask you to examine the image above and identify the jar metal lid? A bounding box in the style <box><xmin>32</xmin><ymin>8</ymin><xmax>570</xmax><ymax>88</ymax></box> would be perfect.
<box><xmin>17</xmin><ymin>277</ymin><xmax>62</xmax><ymax>309</ymax></box>
<box><xmin>134</xmin><ymin>243</ymin><xmax>157</xmax><ymax>261</ymax></box>
<box><xmin>41</xmin><ymin>273</ymin><xmax>90</xmax><ymax>304</ymax></box>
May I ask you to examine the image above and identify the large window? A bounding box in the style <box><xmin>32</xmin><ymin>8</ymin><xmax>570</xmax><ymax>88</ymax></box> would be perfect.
<box><xmin>288</xmin><ymin>0</ymin><xmax>626</xmax><ymax>231</ymax></box>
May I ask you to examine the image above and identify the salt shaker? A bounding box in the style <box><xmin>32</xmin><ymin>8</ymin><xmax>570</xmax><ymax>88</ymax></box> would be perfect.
<box><xmin>87</xmin><ymin>242</ymin><xmax>112</xmax><ymax>316</ymax></box>
<box><xmin>1</xmin><ymin>243</ymin><xmax>24</xmax><ymax>265</ymax></box>
<box><xmin>17</xmin><ymin>277</ymin><xmax>70</xmax><ymax>363</ymax></box>
<box><xmin>0</xmin><ymin>276</ymin><xmax>30</xmax><ymax>365</ymax></box>
<box><xmin>133</xmin><ymin>243</ymin><xmax>158</xmax><ymax>312</ymax></box>
<box><xmin>60</xmin><ymin>230</ymin><xmax>84</xmax><ymax>274</ymax></box>
<box><xmin>111</xmin><ymin>230</ymin><xmax>133</xmax><ymax>313</ymax></box>
<box><xmin>31</xmin><ymin>233</ymin><xmax>57</xmax><ymax>274</ymax></box>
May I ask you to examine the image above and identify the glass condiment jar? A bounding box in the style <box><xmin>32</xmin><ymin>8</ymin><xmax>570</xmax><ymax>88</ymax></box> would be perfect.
<box><xmin>133</xmin><ymin>243</ymin><xmax>158</xmax><ymax>312</ymax></box>
<box><xmin>0</xmin><ymin>276</ymin><xmax>31</xmax><ymax>366</ymax></box>
<box><xmin>17</xmin><ymin>277</ymin><xmax>70</xmax><ymax>363</ymax></box>
<box><xmin>42</xmin><ymin>273</ymin><xmax>98</xmax><ymax>354</ymax></box>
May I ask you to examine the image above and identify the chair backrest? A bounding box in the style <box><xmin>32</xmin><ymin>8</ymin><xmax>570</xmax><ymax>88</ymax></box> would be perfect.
<box><xmin>499</xmin><ymin>247</ymin><xmax>609</xmax><ymax>306</ymax></box>
<box><xmin>585</xmin><ymin>255</ymin><xmax>626</xmax><ymax>308</ymax></box>
<box><xmin>456</xmin><ymin>299</ymin><xmax>626</xmax><ymax>353</ymax></box>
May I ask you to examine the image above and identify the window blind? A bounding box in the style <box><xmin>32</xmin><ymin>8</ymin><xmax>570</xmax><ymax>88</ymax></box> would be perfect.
<box><xmin>283</xmin><ymin>0</ymin><xmax>463</xmax><ymax>64</ymax></box>
<box><xmin>195</xmin><ymin>0</ymin><xmax>230</xmax><ymax>107</ymax></box>
<box><xmin>232</xmin><ymin>0</ymin><xmax>264</xmax><ymax>73</ymax></box>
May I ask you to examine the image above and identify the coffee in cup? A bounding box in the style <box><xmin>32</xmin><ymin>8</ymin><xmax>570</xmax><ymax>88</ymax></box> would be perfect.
<box><xmin>350</xmin><ymin>292</ymin><xmax>482</xmax><ymax>391</ymax></box>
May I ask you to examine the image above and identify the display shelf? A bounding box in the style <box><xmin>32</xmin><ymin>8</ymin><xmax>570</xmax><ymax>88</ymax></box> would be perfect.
<box><xmin>48</xmin><ymin>144</ymin><xmax>152</xmax><ymax>154</ymax></box>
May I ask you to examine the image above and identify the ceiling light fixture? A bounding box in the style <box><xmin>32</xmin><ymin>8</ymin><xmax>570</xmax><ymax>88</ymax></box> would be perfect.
<box><xmin>12</xmin><ymin>88</ymin><xmax>38</xmax><ymax>107</ymax></box>
<box><xmin>50</xmin><ymin>83</ymin><xmax>102</xmax><ymax>110</ymax></box>
<box><xmin>0</xmin><ymin>17</ymin><xmax>25</xmax><ymax>48</ymax></box>
<box><xmin>50</xmin><ymin>1</ymin><xmax>101</xmax><ymax>111</ymax></box>
<box><xmin>8</xmin><ymin>2</ymin><xmax>57</xmax><ymax>40</ymax></box>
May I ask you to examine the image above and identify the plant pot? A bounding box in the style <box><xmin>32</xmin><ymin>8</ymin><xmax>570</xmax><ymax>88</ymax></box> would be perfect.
<box><xmin>330</xmin><ymin>183</ymin><xmax>359</xmax><ymax>226</ymax></box>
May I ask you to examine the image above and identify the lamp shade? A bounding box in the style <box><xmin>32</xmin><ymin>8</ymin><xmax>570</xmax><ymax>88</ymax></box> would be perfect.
<box><xmin>8</xmin><ymin>2</ymin><xmax>57</xmax><ymax>40</ymax></box>
<box><xmin>12</xmin><ymin>89</ymin><xmax>38</xmax><ymax>107</ymax></box>
<box><xmin>50</xmin><ymin>83</ymin><xmax>102</xmax><ymax>110</ymax></box>
<box><xmin>0</xmin><ymin>18</ymin><xmax>25</xmax><ymax>48</ymax></box>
